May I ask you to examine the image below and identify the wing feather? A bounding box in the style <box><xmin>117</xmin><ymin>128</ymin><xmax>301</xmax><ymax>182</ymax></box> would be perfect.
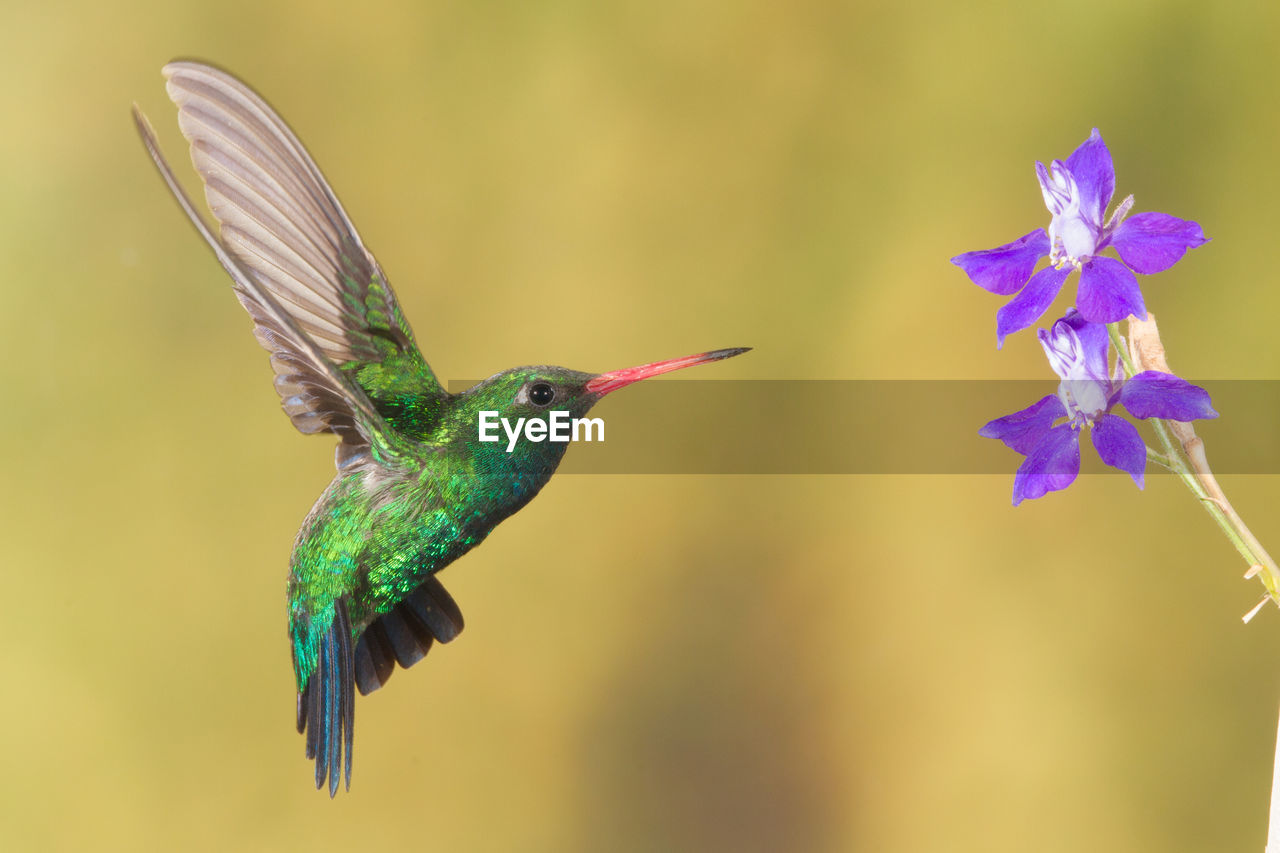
<box><xmin>155</xmin><ymin>61</ymin><xmax>444</xmax><ymax>444</ymax></box>
<box><xmin>132</xmin><ymin>106</ymin><xmax>398</xmax><ymax>461</ymax></box>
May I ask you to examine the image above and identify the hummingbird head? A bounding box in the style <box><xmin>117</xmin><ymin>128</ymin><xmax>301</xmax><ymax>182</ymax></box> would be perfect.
<box><xmin>450</xmin><ymin>347</ymin><xmax>750</xmax><ymax>470</ymax></box>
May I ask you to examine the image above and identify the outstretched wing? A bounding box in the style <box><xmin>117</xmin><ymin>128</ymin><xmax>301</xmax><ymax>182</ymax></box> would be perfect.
<box><xmin>134</xmin><ymin>106</ymin><xmax>404</xmax><ymax>463</ymax></box>
<box><xmin>159</xmin><ymin>61</ymin><xmax>445</xmax><ymax>444</ymax></box>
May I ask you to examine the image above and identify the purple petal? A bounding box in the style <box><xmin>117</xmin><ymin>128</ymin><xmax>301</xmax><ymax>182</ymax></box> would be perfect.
<box><xmin>1036</xmin><ymin>160</ymin><xmax>1074</xmax><ymax>217</ymax></box>
<box><xmin>979</xmin><ymin>394</ymin><xmax>1067</xmax><ymax>455</ymax></box>
<box><xmin>1064</xmin><ymin>129</ymin><xmax>1115</xmax><ymax>228</ymax></box>
<box><xmin>1091</xmin><ymin>413</ymin><xmax>1146</xmax><ymax>488</ymax></box>
<box><xmin>1011</xmin><ymin>424</ymin><xmax>1080</xmax><ymax>505</ymax></box>
<box><xmin>1076</xmin><ymin>256</ymin><xmax>1145</xmax><ymax>324</ymax></box>
<box><xmin>1118</xmin><ymin>371</ymin><xmax>1219</xmax><ymax>421</ymax></box>
<box><xmin>1055</xmin><ymin>308</ymin><xmax>1111</xmax><ymax>380</ymax></box>
<box><xmin>951</xmin><ymin>230</ymin><xmax>1050</xmax><ymax>295</ymax></box>
<box><xmin>1110</xmin><ymin>212</ymin><xmax>1208</xmax><ymax>274</ymax></box>
<box><xmin>996</xmin><ymin>264</ymin><xmax>1071</xmax><ymax>347</ymax></box>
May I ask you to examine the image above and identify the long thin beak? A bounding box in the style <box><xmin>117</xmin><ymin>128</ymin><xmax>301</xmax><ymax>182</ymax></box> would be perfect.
<box><xmin>584</xmin><ymin>347</ymin><xmax>750</xmax><ymax>396</ymax></box>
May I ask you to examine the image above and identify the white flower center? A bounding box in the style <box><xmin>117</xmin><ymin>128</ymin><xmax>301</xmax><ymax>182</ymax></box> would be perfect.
<box><xmin>1040</xmin><ymin>323</ymin><xmax>1109</xmax><ymax>423</ymax></box>
<box><xmin>1037</xmin><ymin>160</ymin><xmax>1098</xmax><ymax>267</ymax></box>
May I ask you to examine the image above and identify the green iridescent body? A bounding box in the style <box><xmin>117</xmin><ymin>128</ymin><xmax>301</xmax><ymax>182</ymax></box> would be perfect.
<box><xmin>135</xmin><ymin>60</ymin><xmax>747</xmax><ymax>796</ymax></box>
<box><xmin>287</xmin><ymin>364</ymin><xmax>588</xmax><ymax>694</ymax></box>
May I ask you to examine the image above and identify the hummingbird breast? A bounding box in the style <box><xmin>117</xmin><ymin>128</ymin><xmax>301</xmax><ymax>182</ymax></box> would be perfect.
<box><xmin>287</xmin><ymin>448</ymin><xmax>554</xmax><ymax>639</ymax></box>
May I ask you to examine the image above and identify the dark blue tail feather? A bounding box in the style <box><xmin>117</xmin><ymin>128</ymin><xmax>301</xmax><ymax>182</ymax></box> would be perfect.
<box><xmin>351</xmin><ymin>575</ymin><xmax>465</xmax><ymax>696</ymax></box>
<box><xmin>298</xmin><ymin>600</ymin><xmax>355</xmax><ymax>797</ymax></box>
<box><xmin>297</xmin><ymin>579</ymin><xmax>465</xmax><ymax>793</ymax></box>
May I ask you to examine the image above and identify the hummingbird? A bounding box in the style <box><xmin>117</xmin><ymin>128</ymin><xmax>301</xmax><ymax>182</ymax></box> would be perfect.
<box><xmin>132</xmin><ymin>61</ymin><xmax>748</xmax><ymax>796</ymax></box>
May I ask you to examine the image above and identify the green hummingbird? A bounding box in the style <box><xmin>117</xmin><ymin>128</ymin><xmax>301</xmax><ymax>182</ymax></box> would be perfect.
<box><xmin>133</xmin><ymin>61</ymin><xmax>749</xmax><ymax>796</ymax></box>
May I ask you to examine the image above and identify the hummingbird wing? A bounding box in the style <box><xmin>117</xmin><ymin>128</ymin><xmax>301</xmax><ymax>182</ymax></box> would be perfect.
<box><xmin>155</xmin><ymin>61</ymin><xmax>445</xmax><ymax>448</ymax></box>
<box><xmin>134</xmin><ymin>106</ymin><xmax>405</xmax><ymax>465</ymax></box>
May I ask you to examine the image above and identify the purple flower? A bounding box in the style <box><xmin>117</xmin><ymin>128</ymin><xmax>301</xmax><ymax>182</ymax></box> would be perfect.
<box><xmin>952</xmin><ymin>129</ymin><xmax>1208</xmax><ymax>347</ymax></box>
<box><xmin>980</xmin><ymin>309</ymin><xmax>1217</xmax><ymax>505</ymax></box>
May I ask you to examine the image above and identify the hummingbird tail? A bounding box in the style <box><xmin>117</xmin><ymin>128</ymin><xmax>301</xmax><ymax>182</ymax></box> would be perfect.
<box><xmin>293</xmin><ymin>579</ymin><xmax>463</xmax><ymax>794</ymax></box>
<box><xmin>297</xmin><ymin>600</ymin><xmax>356</xmax><ymax>797</ymax></box>
<box><xmin>352</xmin><ymin>575</ymin><xmax>466</xmax><ymax>696</ymax></box>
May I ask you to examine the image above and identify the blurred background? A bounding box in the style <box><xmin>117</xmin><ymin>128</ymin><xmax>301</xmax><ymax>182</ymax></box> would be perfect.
<box><xmin>3</xmin><ymin>0</ymin><xmax>1280</xmax><ymax>850</ymax></box>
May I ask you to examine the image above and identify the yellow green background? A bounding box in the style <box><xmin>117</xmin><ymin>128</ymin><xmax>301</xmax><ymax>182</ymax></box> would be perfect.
<box><xmin>4</xmin><ymin>1</ymin><xmax>1279</xmax><ymax>850</ymax></box>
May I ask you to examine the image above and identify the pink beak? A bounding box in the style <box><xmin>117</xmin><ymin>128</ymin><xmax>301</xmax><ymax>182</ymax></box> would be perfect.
<box><xmin>584</xmin><ymin>347</ymin><xmax>750</xmax><ymax>396</ymax></box>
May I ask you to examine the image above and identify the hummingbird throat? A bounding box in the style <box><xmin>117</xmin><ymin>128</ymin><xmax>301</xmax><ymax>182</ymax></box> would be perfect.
<box><xmin>478</xmin><ymin>410</ymin><xmax>605</xmax><ymax>453</ymax></box>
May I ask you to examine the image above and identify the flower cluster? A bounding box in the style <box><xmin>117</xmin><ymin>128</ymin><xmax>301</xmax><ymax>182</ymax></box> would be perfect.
<box><xmin>954</xmin><ymin>130</ymin><xmax>1214</xmax><ymax>504</ymax></box>
<box><xmin>954</xmin><ymin>129</ymin><xmax>1207</xmax><ymax>347</ymax></box>
<box><xmin>980</xmin><ymin>310</ymin><xmax>1217</xmax><ymax>504</ymax></box>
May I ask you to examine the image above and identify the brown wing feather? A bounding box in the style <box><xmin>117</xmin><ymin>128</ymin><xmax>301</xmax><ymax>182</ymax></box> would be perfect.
<box><xmin>158</xmin><ymin>61</ymin><xmax>443</xmax><ymax>444</ymax></box>
<box><xmin>132</xmin><ymin>105</ymin><xmax>399</xmax><ymax>461</ymax></box>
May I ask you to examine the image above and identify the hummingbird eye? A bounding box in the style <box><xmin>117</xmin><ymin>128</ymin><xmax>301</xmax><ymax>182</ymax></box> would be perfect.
<box><xmin>528</xmin><ymin>382</ymin><xmax>556</xmax><ymax>406</ymax></box>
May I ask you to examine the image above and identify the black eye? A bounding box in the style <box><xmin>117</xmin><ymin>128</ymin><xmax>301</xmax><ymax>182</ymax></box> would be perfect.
<box><xmin>528</xmin><ymin>382</ymin><xmax>556</xmax><ymax>406</ymax></box>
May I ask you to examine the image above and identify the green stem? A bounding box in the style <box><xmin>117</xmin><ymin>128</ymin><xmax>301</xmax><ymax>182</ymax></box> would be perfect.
<box><xmin>1145</xmin><ymin>446</ymin><xmax>1175</xmax><ymax>471</ymax></box>
<box><xmin>1107</xmin><ymin>322</ymin><xmax>1280</xmax><ymax>613</ymax></box>
<box><xmin>1107</xmin><ymin>324</ymin><xmax>1137</xmax><ymax>376</ymax></box>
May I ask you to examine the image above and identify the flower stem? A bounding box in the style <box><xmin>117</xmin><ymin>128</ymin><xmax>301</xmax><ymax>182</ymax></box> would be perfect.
<box><xmin>1108</xmin><ymin>319</ymin><xmax>1280</xmax><ymax>615</ymax></box>
<box><xmin>1145</xmin><ymin>446</ymin><xmax>1175</xmax><ymax>471</ymax></box>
